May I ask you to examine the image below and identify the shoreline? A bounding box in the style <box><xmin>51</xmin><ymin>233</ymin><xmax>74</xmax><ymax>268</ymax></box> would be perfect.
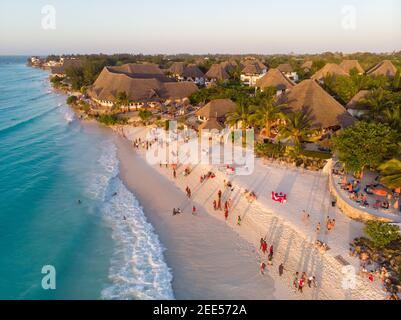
<box><xmin>114</xmin><ymin>134</ymin><xmax>293</xmax><ymax>299</ymax></box>
<box><xmin>112</xmin><ymin>125</ymin><xmax>386</xmax><ymax>300</ymax></box>
<box><xmin>45</xmin><ymin>69</ymin><xmax>386</xmax><ymax>300</ymax></box>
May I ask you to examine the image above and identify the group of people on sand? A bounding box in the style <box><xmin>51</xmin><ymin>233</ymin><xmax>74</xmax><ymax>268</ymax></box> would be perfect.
<box><xmin>200</xmin><ymin>171</ymin><xmax>215</xmax><ymax>183</ymax></box>
<box><xmin>292</xmin><ymin>272</ymin><xmax>317</xmax><ymax>293</ymax></box>
<box><xmin>259</xmin><ymin>239</ymin><xmax>274</xmax><ymax>274</ymax></box>
<box><xmin>301</xmin><ymin>210</ymin><xmax>336</xmax><ymax>236</ymax></box>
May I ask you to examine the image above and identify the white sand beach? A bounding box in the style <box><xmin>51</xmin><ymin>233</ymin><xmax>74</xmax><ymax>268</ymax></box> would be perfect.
<box><xmin>114</xmin><ymin>126</ymin><xmax>387</xmax><ymax>300</ymax></box>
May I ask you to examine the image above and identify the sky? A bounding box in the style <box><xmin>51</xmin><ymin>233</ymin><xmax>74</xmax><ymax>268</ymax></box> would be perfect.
<box><xmin>0</xmin><ymin>0</ymin><xmax>400</xmax><ymax>55</ymax></box>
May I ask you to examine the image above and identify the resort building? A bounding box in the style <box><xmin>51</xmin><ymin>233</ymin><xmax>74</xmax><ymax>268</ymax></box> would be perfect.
<box><xmin>277</xmin><ymin>63</ymin><xmax>299</xmax><ymax>82</ymax></box>
<box><xmin>239</xmin><ymin>58</ymin><xmax>267</xmax><ymax>86</ymax></box>
<box><xmin>366</xmin><ymin>60</ymin><xmax>398</xmax><ymax>78</ymax></box>
<box><xmin>167</xmin><ymin>62</ymin><xmax>205</xmax><ymax>86</ymax></box>
<box><xmin>205</xmin><ymin>64</ymin><xmax>230</xmax><ymax>86</ymax></box>
<box><xmin>301</xmin><ymin>60</ymin><xmax>313</xmax><ymax>73</ymax></box>
<box><xmin>220</xmin><ymin>60</ymin><xmax>238</xmax><ymax>74</ymax></box>
<box><xmin>339</xmin><ymin>60</ymin><xmax>364</xmax><ymax>75</ymax></box>
<box><xmin>346</xmin><ymin>90</ymin><xmax>371</xmax><ymax>118</ymax></box>
<box><xmin>311</xmin><ymin>63</ymin><xmax>349</xmax><ymax>81</ymax></box>
<box><xmin>277</xmin><ymin>79</ymin><xmax>355</xmax><ymax>130</ymax></box>
<box><xmin>195</xmin><ymin>99</ymin><xmax>237</xmax><ymax>131</ymax></box>
<box><xmin>255</xmin><ymin>68</ymin><xmax>295</xmax><ymax>95</ymax></box>
<box><xmin>50</xmin><ymin>58</ymin><xmax>84</xmax><ymax>77</ymax></box>
<box><xmin>87</xmin><ymin>63</ymin><xmax>198</xmax><ymax>111</ymax></box>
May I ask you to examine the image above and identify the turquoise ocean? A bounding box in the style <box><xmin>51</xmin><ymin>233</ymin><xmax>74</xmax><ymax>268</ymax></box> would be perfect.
<box><xmin>0</xmin><ymin>56</ymin><xmax>173</xmax><ymax>300</ymax></box>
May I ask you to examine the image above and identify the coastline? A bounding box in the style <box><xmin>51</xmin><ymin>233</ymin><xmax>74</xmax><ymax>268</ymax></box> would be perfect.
<box><xmin>112</xmin><ymin>125</ymin><xmax>386</xmax><ymax>300</ymax></box>
<box><xmin>114</xmin><ymin>134</ymin><xmax>290</xmax><ymax>299</ymax></box>
<box><xmin>45</xmin><ymin>66</ymin><xmax>386</xmax><ymax>300</ymax></box>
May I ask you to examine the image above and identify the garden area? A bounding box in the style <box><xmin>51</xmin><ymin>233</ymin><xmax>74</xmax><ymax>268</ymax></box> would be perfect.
<box><xmin>350</xmin><ymin>221</ymin><xmax>401</xmax><ymax>299</ymax></box>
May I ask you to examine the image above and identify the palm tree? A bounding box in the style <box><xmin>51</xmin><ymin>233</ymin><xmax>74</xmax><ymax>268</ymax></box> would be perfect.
<box><xmin>383</xmin><ymin>104</ymin><xmax>401</xmax><ymax>133</ymax></box>
<box><xmin>249</xmin><ymin>96</ymin><xmax>286</xmax><ymax>138</ymax></box>
<box><xmin>277</xmin><ymin>111</ymin><xmax>313</xmax><ymax>149</ymax></box>
<box><xmin>360</xmin><ymin>88</ymin><xmax>390</xmax><ymax>121</ymax></box>
<box><xmin>225</xmin><ymin>99</ymin><xmax>253</xmax><ymax>129</ymax></box>
<box><xmin>379</xmin><ymin>159</ymin><xmax>401</xmax><ymax>189</ymax></box>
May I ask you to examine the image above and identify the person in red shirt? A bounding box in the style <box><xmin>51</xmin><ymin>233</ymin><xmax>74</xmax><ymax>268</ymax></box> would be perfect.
<box><xmin>192</xmin><ymin>206</ymin><xmax>197</xmax><ymax>215</ymax></box>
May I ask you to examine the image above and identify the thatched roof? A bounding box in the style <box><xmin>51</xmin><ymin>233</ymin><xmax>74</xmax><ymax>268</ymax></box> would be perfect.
<box><xmin>168</xmin><ymin>62</ymin><xmax>185</xmax><ymax>75</ymax></box>
<box><xmin>168</xmin><ymin>62</ymin><xmax>204</xmax><ymax>78</ymax></box>
<box><xmin>277</xmin><ymin>80</ymin><xmax>355</xmax><ymax>129</ymax></box>
<box><xmin>346</xmin><ymin>90</ymin><xmax>370</xmax><ymax>110</ymax></box>
<box><xmin>311</xmin><ymin>63</ymin><xmax>349</xmax><ymax>80</ymax></box>
<box><xmin>205</xmin><ymin>64</ymin><xmax>230</xmax><ymax>80</ymax></box>
<box><xmin>160</xmin><ymin>82</ymin><xmax>199</xmax><ymax>100</ymax></box>
<box><xmin>366</xmin><ymin>60</ymin><xmax>397</xmax><ymax>78</ymax></box>
<box><xmin>277</xmin><ymin>63</ymin><xmax>293</xmax><ymax>73</ymax></box>
<box><xmin>220</xmin><ymin>60</ymin><xmax>238</xmax><ymax>73</ymax></box>
<box><xmin>183</xmin><ymin>64</ymin><xmax>205</xmax><ymax>78</ymax></box>
<box><xmin>339</xmin><ymin>60</ymin><xmax>364</xmax><ymax>74</ymax></box>
<box><xmin>108</xmin><ymin>63</ymin><xmax>170</xmax><ymax>81</ymax></box>
<box><xmin>196</xmin><ymin>99</ymin><xmax>237</xmax><ymax>118</ymax></box>
<box><xmin>241</xmin><ymin>58</ymin><xmax>266</xmax><ymax>71</ymax></box>
<box><xmin>51</xmin><ymin>59</ymin><xmax>84</xmax><ymax>74</ymax></box>
<box><xmin>301</xmin><ymin>61</ymin><xmax>313</xmax><ymax>70</ymax></box>
<box><xmin>88</xmin><ymin>67</ymin><xmax>198</xmax><ymax>103</ymax></box>
<box><xmin>255</xmin><ymin>68</ymin><xmax>295</xmax><ymax>91</ymax></box>
<box><xmin>242</xmin><ymin>62</ymin><xmax>264</xmax><ymax>75</ymax></box>
<box><xmin>198</xmin><ymin>118</ymin><xmax>224</xmax><ymax>131</ymax></box>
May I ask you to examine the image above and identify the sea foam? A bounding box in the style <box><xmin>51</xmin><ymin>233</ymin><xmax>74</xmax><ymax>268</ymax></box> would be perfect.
<box><xmin>88</xmin><ymin>140</ymin><xmax>174</xmax><ymax>300</ymax></box>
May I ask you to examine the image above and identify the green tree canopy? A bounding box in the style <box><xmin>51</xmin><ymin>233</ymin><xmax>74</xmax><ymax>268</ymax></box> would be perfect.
<box><xmin>364</xmin><ymin>221</ymin><xmax>400</xmax><ymax>249</ymax></box>
<box><xmin>331</xmin><ymin>121</ymin><xmax>399</xmax><ymax>173</ymax></box>
<box><xmin>138</xmin><ymin>109</ymin><xmax>153</xmax><ymax>125</ymax></box>
<box><xmin>379</xmin><ymin>159</ymin><xmax>401</xmax><ymax>189</ymax></box>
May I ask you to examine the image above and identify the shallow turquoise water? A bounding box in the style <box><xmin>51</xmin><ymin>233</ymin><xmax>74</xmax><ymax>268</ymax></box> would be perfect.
<box><xmin>0</xmin><ymin>57</ymin><xmax>173</xmax><ymax>300</ymax></box>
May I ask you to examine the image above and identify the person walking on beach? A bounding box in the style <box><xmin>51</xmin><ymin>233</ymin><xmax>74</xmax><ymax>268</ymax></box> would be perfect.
<box><xmin>213</xmin><ymin>200</ymin><xmax>217</xmax><ymax>210</ymax></box>
<box><xmin>260</xmin><ymin>240</ymin><xmax>267</xmax><ymax>254</ymax></box>
<box><xmin>192</xmin><ymin>206</ymin><xmax>197</xmax><ymax>215</ymax></box>
<box><xmin>316</xmin><ymin>222</ymin><xmax>321</xmax><ymax>235</ymax></box>
<box><xmin>173</xmin><ymin>169</ymin><xmax>177</xmax><ymax>179</ymax></box>
<box><xmin>308</xmin><ymin>276</ymin><xmax>317</xmax><ymax>288</ymax></box>
<box><xmin>298</xmin><ymin>277</ymin><xmax>305</xmax><ymax>293</ymax></box>
<box><xmin>237</xmin><ymin>216</ymin><xmax>242</xmax><ymax>226</ymax></box>
<box><xmin>186</xmin><ymin>187</ymin><xmax>191</xmax><ymax>199</ymax></box>
<box><xmin>269</xmin><ymin>245</ymin><xmax>274</xmax><ymax>259</ymax></box>
<box><xmin>293</xmin><ymin>272</ymin><xmax>299</xmax><ymax>291</ymax></box>
<box><xmin>260</xmin><ymin>262</ymin><xmax>266</xmax><ymax>275</ymax></box>
<box><xmin>279</xmin><ymin>263</ymin><xmax>285</xmax><ymax>277</ymax></box>
<box><xmin>224</xmin><ymin>208</ymin><xmax>229</xmax><ymax>221</ymax></box>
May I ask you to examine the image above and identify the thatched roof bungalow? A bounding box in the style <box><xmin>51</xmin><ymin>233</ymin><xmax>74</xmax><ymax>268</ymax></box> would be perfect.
<box><xmin>196</xmin><ymin>99</ymin><xmax>237</xmax><ymax>132</ymax></box>
<box><xmin>168</xmin><ymin>62</ymin><xmax>205</xmax><ymax>85</ymax></box>
<box><xmin>205</xmin><ymin>64</ymin><xmax>230</xmax><ymax>84</ymax></box>
<box><xmin>339</xmin><ymin>60</ymin><xmax>364</xmax><ymax>74</ymax></box>
<box><xmin>277</xmin><ymin>79</ymin><xmax>355</xmax><ymax>129</ymax></box>
<box><xmin>88</xmin><ymin>64</ymin><xmax>198</xmax><ymax>109</ymax></box>
<box><xmin>255</xmin><ymin>68</ymin><xmax>295</xmax><ymax>93</ymax></box>
<box><xmin>366</xmin><ymin>60</ymin><xmax>397</xmax><ymax>78</ymax></box>
<box><xmin>346</xmin><ymin>90</ymin><xmax>371</xmax><ymax>118</ymax></box>
<box><xmin>311</xmin><ymin>63</ymin><xmax>349</xmax><ymax>81</ymax></box>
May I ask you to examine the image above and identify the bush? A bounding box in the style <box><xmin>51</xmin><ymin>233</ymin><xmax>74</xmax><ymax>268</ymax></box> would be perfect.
<box><xmin>96</xmin><ymin>115</ymin><xmax>128</xmax><ymax>126</ymax></box>
<box><xmin>364</xmin><ymin>221</ymin><xmax>400</xmax><ymax>249</ymax></box>
<box><xmin>300</xmin><ymin>149</ymin><xmax>333</xmax><ymax>160</ymax></box>
<box><xmin>66</xmin><ymin>96</ymin><xmax>78</xmax><ymax>105</ymax></box>
<box><xmin>255</xmin><ymin>142</ymin><xmax>285</xmax><ymax>158</ymax></box>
